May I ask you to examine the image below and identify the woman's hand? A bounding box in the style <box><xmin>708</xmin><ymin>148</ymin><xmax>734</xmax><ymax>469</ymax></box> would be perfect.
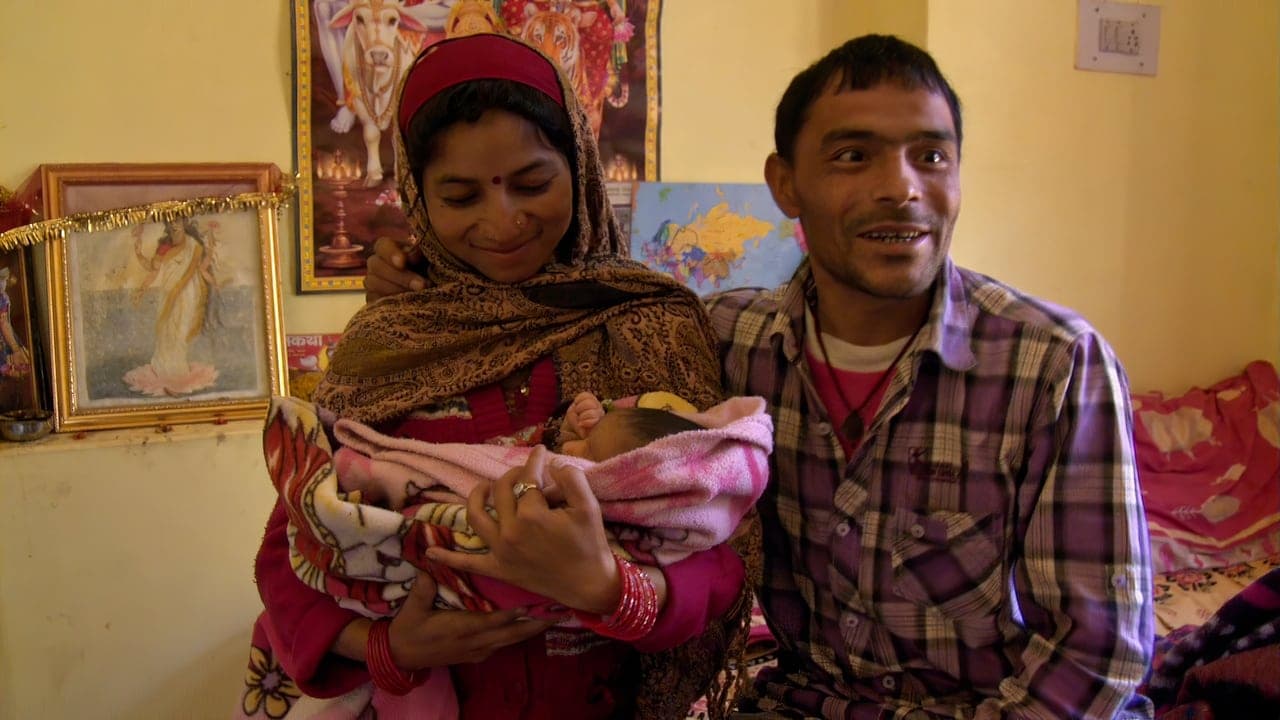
<box><xmin>385</xmin><ymin>569</ymin><xmax>555</xmax><ymax>670</ymax></box>
<box><xmin>425</xmin><ymin>446</ymin><xmax>623</xmax><ymax>616</ymax></box>
<box><xmin>364</xmin><ymin>236</ymin><xmax>426</xmax><ymax>303</ymax></box>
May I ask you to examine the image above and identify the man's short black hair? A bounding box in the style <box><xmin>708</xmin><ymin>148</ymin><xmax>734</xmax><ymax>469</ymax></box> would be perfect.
<box><xmin>774</xmin><ymin>34</ymin><xmax>963</xmax><ymax>162</ymax></box>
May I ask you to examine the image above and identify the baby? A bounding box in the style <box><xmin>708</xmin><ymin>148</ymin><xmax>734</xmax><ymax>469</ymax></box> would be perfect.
<box><xmin>266</xmin><ymin>391</ymin><xmax>772</xmax><ymax>620</ymax></box>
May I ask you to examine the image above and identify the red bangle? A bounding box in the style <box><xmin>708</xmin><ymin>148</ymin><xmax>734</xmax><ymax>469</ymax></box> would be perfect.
<box><xmin>573</xmin><ymin>554</ymin><xmax>659</xmax><ymax>641</ymax></box>
<box><xmin>366</xmin><ymin>619</ymin><xmax>425</xmax><ymax>695</ymax></box>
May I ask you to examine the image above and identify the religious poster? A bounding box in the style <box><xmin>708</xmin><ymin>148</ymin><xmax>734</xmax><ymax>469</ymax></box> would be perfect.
<box><xmin>293</xmin><ymin>0</ymin><xmax>662</xmax><ymax>291</ymax></box>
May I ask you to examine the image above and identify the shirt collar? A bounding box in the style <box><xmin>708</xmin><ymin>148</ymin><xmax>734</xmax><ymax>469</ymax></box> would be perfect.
<box><xmin>924</xmin><ymin>258</ymin><xmax>979</xmax><ymax>372</ymax></box>
<box><xmin>770</xmin><ymin>257</ymin><xmax>977</xmax><ymax>373</ymax></box>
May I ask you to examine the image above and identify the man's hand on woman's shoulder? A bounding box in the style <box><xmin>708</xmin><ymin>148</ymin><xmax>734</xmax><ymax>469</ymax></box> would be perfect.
<box><xmin>365</xmin><ymin>236</ymin><xmax>427</xmax><ymax>303</ymax></box>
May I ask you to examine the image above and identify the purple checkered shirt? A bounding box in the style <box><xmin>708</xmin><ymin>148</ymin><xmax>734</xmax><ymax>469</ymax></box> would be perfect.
<box><xmin>708</xmin><ymin>259</ymin><xmax>1154</xmax><ymax>720</ymax></box>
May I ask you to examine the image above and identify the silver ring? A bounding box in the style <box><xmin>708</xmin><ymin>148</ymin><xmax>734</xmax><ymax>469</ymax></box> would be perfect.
<box><xmin>512</xmin><ymin>482</ymin><xmax>538</xmax><ymax>499</ymax></box>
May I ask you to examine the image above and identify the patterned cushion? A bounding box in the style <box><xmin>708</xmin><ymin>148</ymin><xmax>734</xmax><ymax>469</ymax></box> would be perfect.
<box><xmin>1132</xmin><ymin>361</ymin><xmax>1280</xmax><ymax>574</ymax></box>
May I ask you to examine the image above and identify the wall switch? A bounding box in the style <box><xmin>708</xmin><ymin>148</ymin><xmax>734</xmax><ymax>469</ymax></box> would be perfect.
<box><xmin>1076</xmin><ymin>0</ymin><xmax>1160</xmax><ymax>76</ymax></box>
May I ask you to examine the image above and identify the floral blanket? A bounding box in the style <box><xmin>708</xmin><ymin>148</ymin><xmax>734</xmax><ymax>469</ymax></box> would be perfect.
<box><xmin>266</xmin><ymin>394</ymin><xmax>772</xmax><ymax>618</ymax></box>
<box><xmin>1144</xmin><ymin>566</ymin><xmax>1280</xmax><ymax>718</ymax></box>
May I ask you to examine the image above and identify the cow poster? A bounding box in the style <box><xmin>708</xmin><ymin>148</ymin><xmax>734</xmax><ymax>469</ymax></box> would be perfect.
<box><xmin>293</xmin><ymin>0</ymin><xmax>663</xmax><ymax>292</ymax></box>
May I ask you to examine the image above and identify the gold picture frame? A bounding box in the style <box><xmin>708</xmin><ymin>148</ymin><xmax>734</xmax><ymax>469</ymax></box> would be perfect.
<box><xmin>293</xmin><ymin>0</ymin><xmax>663</xmax><ymax>292</ymax></box>
<box><xmin>35</xmin><ymin>163</ymin><xmax>288</xmax><ymax>432</ymax></box>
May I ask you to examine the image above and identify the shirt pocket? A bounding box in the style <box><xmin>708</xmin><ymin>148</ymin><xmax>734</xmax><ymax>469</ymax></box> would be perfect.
<box><xmin>889</xmin><ymin>510</ymin><xmax>1005</xmax><ymax>643</ymax></box>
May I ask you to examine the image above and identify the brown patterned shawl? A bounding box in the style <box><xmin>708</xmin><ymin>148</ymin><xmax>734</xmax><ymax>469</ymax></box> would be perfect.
<box><xmin>311</xmin><ymin>35</ymin><xmax>755</xmax><ymax>720</ymax></box>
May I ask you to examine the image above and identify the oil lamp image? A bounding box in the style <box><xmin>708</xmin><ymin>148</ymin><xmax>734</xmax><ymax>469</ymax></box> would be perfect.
<box><xmin>604</xmin><ymin>153</ymin><xmax>639</xmax><ymax>183</ymax></box>
<box><xmin>314</xmin><ymin>149</ymin><xmax>366</xmax><ymax>269</ymax></box>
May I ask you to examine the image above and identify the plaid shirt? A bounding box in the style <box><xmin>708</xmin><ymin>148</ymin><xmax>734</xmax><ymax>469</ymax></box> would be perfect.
<box><xmin>708</xmin><ymin>259</ymin><xmax>1154</xmax><ymax>720</ymax></box>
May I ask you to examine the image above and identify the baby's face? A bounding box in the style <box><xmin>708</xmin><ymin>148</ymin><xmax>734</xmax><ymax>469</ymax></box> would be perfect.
<box><xmin>558</xmin><ymin>412</ymin><xmax>638</xmax><ymax>462</ymax></box>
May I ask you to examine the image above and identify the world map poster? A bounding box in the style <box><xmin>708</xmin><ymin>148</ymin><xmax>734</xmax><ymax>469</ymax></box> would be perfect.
<box><xmin>629</xmin><ymin>183</ymin><xmax>805</xmax><ymax>295</ymax></box>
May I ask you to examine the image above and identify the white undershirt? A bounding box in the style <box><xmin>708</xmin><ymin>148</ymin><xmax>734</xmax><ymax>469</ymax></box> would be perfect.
<box><xmin>803</xmin><ymin>306</ymin><xmax>911</xmax><ymax>372</ymax></box>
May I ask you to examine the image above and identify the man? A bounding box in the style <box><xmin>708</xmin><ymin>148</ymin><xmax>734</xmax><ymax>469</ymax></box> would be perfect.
<box><xmin>708</xmin><ymin>35</ymin><xmax>1152</xmax><ymax>720</ymax></box>
<box><xmin>364</xmin><ymin>34</ymin><xmax>1153</xmax><ymax>720</ymax></box>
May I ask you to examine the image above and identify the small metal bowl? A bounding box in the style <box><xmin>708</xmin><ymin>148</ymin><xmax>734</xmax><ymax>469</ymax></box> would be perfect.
<box><xmin>0</xmin><ymin>409</ymin><xmax>53</xmax><ymax>442</ymax></box>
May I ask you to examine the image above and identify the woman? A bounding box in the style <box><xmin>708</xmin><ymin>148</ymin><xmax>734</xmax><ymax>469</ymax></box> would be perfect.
<box><xmin>245</xmin><ymin>33</ymin><xmax>755</xmax><ymax>720</ymax></box>
<box><xmin>124</xmin><ymin>219</ymin><xmax>218</xmax><ymax>397</ymax></box>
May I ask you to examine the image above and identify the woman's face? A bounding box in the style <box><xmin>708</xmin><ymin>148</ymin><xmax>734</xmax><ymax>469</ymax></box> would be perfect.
<box><xmin>420</xmin><ymin>109</ymin><xmax>574</xmax><ymax>283</ymax></box>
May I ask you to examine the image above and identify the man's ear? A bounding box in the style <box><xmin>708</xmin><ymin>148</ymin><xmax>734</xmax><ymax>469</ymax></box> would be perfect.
<box><xmin>764</xmin><ymin>153</ymin><xmax>801</xmax><ymax>219</ymax></box>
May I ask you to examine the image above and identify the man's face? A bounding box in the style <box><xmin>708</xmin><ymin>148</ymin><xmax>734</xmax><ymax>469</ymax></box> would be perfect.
<box><xmin>767</xmin><ymin>83</ymin><xmax>961</xmax><ymax>302</ymax></box>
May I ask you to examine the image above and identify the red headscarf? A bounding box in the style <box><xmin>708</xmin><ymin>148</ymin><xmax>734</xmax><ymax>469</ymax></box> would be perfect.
<box><xmin>397</xmin><ymin>32</ymin><xmax>564</xmax><ymax>135</ymax></box>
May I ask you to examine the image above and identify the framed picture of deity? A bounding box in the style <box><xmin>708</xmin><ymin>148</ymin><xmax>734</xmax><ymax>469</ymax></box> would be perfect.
<box><xmin>0</xmin><ymin>246</ymin><xmax>44</xmax><ymax>416</ymax></box>
<box><xmin>32</xmin><ymin>163</ymin><xmax>289</xmax><ymax>432</ymax></box>
<box><xmin>293</xmin><ymin>0</ymin><xmax>662</xmax><ymax>292</ymax></box>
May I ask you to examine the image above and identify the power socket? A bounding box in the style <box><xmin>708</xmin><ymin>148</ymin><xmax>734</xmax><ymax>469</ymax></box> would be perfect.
<box><xmin>1076</xmin><ymin>0</ymin><xmax>1161</xmax><ymax>76</ymax></box>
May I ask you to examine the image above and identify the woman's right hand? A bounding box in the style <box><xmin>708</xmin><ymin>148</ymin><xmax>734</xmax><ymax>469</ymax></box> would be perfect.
<box><xmin>386</xmin><ymin>570</ymin><xmax>557</xmax><ymax>670</ymax></box>
<box><xmin>364</xmin><ymin>237</ymin><xmax>426</xmax><ymax>303</ymax></box>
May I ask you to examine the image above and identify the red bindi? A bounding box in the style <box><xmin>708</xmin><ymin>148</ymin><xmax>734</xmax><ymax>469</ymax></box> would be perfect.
<box><xmin>491</xmin><ymin>176</ymin><xmax>502</xmax><ymax>185</ymax></box>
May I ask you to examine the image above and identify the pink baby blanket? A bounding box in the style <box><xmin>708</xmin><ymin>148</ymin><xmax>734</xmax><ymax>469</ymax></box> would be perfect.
<box><xmin>263</xmin><ymin>395</ymin><xmax>772</xmax><ymax>618</ymax></box>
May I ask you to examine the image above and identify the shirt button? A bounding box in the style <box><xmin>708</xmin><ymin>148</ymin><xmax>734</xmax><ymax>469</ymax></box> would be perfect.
<box><xmin>1112</xmin><ymin>573</ymin><xmax>1128</xmax><ymax>588</ymax></box>
<box><xmin>842</xmin><ymin>614</ymin><xmax>859</xmax><ymax>629</ymax></box>
<box><xmin>881</xmin><ymin>675</ymin><xmax>896</xmax><ymax>690</ymax></box>
<box><xmin>909</xmin><ymin>523</ymin><xmax>926</xmax><ymax>539</ymax></box>
<box><xmin>835</xmin><ymin>521</ymin><xmax>850</xmax><ymax>537</ymax></box>
<box><xmin>816</xmin><ymin>421</ymin><xmax>833</xmax><ymax>436</ymax></box>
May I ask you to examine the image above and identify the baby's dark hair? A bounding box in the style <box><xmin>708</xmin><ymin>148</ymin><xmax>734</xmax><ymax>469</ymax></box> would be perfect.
<box><xmin>608</xmin><ymin>407</ymin><xmax>703</xmax><ymax>446</ymax></box>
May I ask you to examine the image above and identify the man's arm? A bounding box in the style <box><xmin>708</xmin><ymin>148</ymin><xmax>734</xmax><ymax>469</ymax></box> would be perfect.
<box><xmin>980</xmin><ymin>333</ymin><xmax>1154</xmax><ymax>719</ymax></box>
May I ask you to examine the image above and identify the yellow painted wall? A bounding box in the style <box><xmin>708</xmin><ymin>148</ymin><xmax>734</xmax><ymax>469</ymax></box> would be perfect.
<box><xmin>0</xmin><ymin>425</ymin><xmax>274</xmax><ymax>718</ymax></box>
<box><xmin>927</xmin><ymin>0</ymin><xmax>1280</xmax><ymax>392</ymax></box>
<box><xmin>827</xmin><ymin>0</ymin><xmax>928</xmax><ymax>49</ymax></box>
<box><xmin>661</xmin><ymin>0</ymin><xmax>927</xmax><ymax>182</ymax></box>
<box><xmin>0</xmin><ymin>1</ymin><xmax>1277</xmax><ymax>717</ymax></box>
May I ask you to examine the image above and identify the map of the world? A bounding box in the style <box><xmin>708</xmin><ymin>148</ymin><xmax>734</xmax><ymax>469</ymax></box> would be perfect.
<box><xmin>629</xmin><ymin>183</ymin><xmax>804</xmax><ymax>295</ymax></box>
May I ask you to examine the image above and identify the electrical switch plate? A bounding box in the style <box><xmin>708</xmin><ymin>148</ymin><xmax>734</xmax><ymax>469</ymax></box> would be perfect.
<box><xmin>1076</xmin><ymin>0</ymin><xmax>1161</xmax><ymax>76</ymax></box>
